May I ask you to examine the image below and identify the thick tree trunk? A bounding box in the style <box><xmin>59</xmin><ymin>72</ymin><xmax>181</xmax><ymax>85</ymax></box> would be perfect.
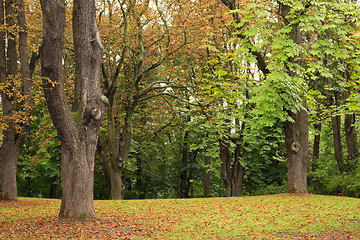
<box><xmin>284</xmin><ymin>109</ymin><xmax>309</xmax><ymax>194</ymax></box>
<box><xmin>59</xmin><ymin>144</ymin><xmax>97</xmax><ymax>218</ymax></box>
<box><xmin>41</xmin><ymin>0</ymin><xmax>106</xmax><ymax>219</ymax></box>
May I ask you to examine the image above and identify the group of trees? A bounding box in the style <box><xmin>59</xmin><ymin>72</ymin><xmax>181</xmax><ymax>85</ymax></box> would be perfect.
<box><xmin>1</xmin><ymin>0</ymin><xmax>360</xmax><ymax>220</ymax></box>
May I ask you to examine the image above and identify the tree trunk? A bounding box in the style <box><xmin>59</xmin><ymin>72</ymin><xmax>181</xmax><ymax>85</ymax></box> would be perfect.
<box><xmin>59</xmin><ymin>145</ymin><xmax>97</xmax><ymax>219</ymax></box>
<box><xmin>136</xmin><ymin>155</ymin><xmax>145</xmax><ymax>199</ymax></box>
<box><xmin>97</xmin><ymin>138</ymin><xmax>112</xmax><ymax>195</ymax></box>
<box><xmin>0</xmin><ymin>0</ymin><xmax>32</xmax><ymax>200</ymax></box>
<box><xmin>284</xmin><ymin>109</ymin><xmax>309</xmax><ymax>194</ymax></box>
<box><xmin>220</xmin><ymin>140</ymin><xmax>232</xmax><ymax>197</ymax></box>
<box><xmin>204</xmin><ymin>142</ymin><xmax>211</xmax><ymax>198</ymax></box>
<box><xmin>280</xmin><ymin>2</ymin><xmax>309</xmax><ymax>194</ymax></box>
<box><xmin>0</xmin><ymin>140</ymin><xmax>23</xmax><ymax>200</ymax></box>
<box><xmin>311</xmin><ymin>106</ymin><xmax>322</xmax><ymax>191</ymax></box>
<box><xmin>110</xmin><ymin>110</ymin><xmax>133</xmax><ymax>199</ymax></box>
<box><xmin>50</xmin><ymin>176</ymin><xmax>57</xmax><ymax>199</ymax></box>
<box><xmin>344</xmin><ymin>113</ymin><xmax>359</xmax><ymax>168</ymax></box>
<box><xmin>110</xmin><ymin>160</ymin><xmax>125</xmax><ymax>199</ymax></box>
<box><xmin>41</xmin><ymin>0</ymin><xmax>106</xmax><ymax>219</ymax></box>
<box><xmin>232</xmin><ymin>144</ymin><xmax>245</xmax><ymax>197</ymax></box>
<box><xmin>180</xmin><ymin>131</ymin><xmax>189</xmax><ymax>198</ymax></box>
<box><xmin>331</xmin><ymin>91</ymin><xmax>345</xmax><ymax>173</ymax></box>
<box><xmin>343</xmin><ymin>87</ymin><xmax>359</xmax><ymax>169</ymax></box>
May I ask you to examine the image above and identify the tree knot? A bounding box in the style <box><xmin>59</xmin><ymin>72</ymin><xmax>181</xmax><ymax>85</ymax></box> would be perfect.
<box><xmin>291</xmin><ymin>141</ymin><xmax>300</xmax><ymax>153</ymax></box>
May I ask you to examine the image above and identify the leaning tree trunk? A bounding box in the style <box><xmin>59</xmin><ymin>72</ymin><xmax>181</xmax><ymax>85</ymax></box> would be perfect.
<box><xmin>0</xmin><ymin>0</ymin><xmax>32</xmax><ymax>200</ymax></box>
<box><xmin>41</xmin><ymin>0</ymin><xmax>106</xmax><ymax>219</ymax></box>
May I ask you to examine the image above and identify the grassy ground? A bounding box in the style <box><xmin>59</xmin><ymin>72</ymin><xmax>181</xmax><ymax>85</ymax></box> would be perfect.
<box><xmin>0</xmin><ymin>194</ymin><xmax>359</xmax><ymax>239</ymax></box>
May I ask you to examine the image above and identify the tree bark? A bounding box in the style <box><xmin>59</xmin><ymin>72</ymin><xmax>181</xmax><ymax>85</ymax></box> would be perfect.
<box><xmin>284</xmin><ymin>109</ymin><xmax>309</xmax><ymax>193</ymax></box>
<box><xmin>41</xmin><ymin>0</ymin><xmax>106</xmax><ymax>219</ymax></box>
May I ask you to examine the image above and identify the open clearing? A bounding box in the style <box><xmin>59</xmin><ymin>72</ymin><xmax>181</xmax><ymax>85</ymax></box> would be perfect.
<box><xmin>1</xmin><ymin>194</ymin><xmax>360</xmax><ymax>239</ymax></box>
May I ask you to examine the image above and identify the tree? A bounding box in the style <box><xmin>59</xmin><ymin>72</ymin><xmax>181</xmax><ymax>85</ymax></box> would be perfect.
<box><xmin>97</xmin><ymin>0</ymin><xmax>188</xmax><ymax>199</ymax></box>
<box><xmin>219</xmin><ymin>0</ymin><xmax>311</xmax><ymax>194</ymax></box>
<box><xmin>278</xmin><ymin>1</ymin><xmax>309</xmax><ymax>194</ymax></box>
<box><xmin>40</xmin><ymin>0</ymin><xmax>107</xmax><ymax>219</ymax></box>
<box><xmin>0</xmin><ymin>0</ymin><xmax>36</xmax><ymax>200</ymax></box>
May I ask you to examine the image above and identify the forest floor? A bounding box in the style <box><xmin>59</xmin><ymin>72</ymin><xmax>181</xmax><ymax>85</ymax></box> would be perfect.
<box><xmin>0</xmin><ymin>194</ymin><xmax>360</xmax><ymax>239</ymax></box>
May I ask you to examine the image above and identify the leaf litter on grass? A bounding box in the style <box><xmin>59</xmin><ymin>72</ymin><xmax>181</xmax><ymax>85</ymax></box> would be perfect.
<box><xmin>1</xmin><ymin>194</ymin><xmax>360</xmax><ymax>239</ymax></box>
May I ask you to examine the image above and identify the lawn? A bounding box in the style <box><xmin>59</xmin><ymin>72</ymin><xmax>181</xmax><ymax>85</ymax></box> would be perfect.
<box><xmin>0</xmin><ymin>194</ymin><xmax>359</xmax><ymax>239</ymax></box>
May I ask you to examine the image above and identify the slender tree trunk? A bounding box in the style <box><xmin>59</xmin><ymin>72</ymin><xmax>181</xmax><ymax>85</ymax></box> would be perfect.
<box><xmin>180</xmin><ymin>131</ymin><xmax>189</xmax><ymax>198</ymax></box>
<box><xmin>136</xmin><ymin>155</ymin><xmax>145</xmax><ymax>199</ymax></box>
<box><xmin>204</xmin><ymin>142</ymin><xmax>211</xmax><ymax>198</ymax></box>
<box><xmin>50</xmin><ymin>176</ymin><xmax>57</xmax><ymax>198</ymax></box>
<box><xmin>41</xmin><ymin>0</ymin><xmax>106</xmax><ymax>219</ymax></box>
<box><xmin>331</xmin><ymin>91</ymin><xmax>345</xmax><ymax>173</ymax></box>
<box><xmin>312</xmin><ymin>107</ymin><xmax>322</xmax><ymax>191</ymax></box>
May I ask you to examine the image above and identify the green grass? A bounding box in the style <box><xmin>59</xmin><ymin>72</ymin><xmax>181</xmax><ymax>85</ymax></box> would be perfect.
<box><xmin>1</xmin><ymin>194</ymin><xmax>360</xmax><ymax>239</ymax></box>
